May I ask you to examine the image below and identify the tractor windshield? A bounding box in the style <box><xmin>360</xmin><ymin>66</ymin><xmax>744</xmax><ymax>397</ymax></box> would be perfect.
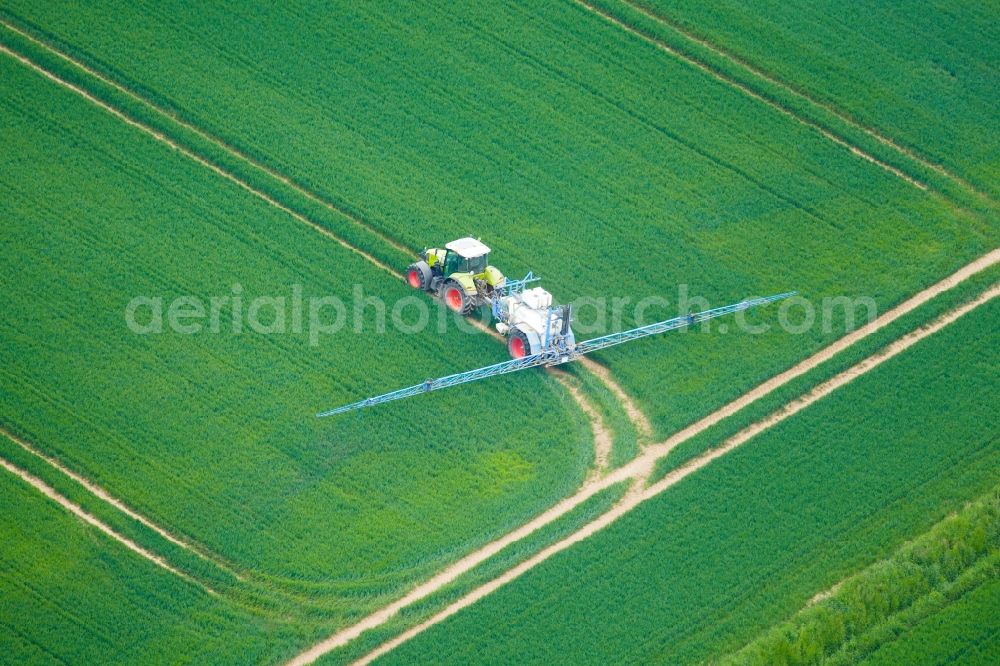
<box><xmin>446</xmin><ymin>251</ymin><xmax>488</xmax><ymax>274</ymax></box>
<box><xmin>465</xmin><ymin>254</ymin><xmax>488</xmax><ymax>273</ymax></box>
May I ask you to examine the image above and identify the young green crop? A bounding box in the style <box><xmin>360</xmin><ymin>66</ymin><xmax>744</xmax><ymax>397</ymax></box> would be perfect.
<box><xmin>653</xmin><ymin>263</ymin><xmax>1000</xmax><ymax>481</ymax></box>
<box><xmin>1</xmin><ymin>2</ymin><xmax>998</xmax><ymax>662</ymax></box>
<box><xmin>612</xmin><ymin>0</ymin><xmax>1000</xmax><ymax>197</ymax></box>
<box><xmin>859</xmin><ymin>579</ymin><xmax>1000</xmax><ymax>666</ymax></box>
<box><xmin>0</xmin><ymin>55</ymin><xmax>591</xmax><ymax>623</ymax></box>
<box><xmin>381</xmin><ymin>298</ymin><xmax>1000</xmax><ymax>664</ymax></box>
<box><xmin>1</xmin><ymin>0</ymin><xmax>995</xmax><ymax>440</ymax></box>
<box><xmin>0</xmin><ymin>473</ymin><xmax>309</xmax><ymax>664</ymax></box>
<box><xmin>722</xmin><ymin>485</ymin><xmax>999</xmax><ymax>664</ymax></box>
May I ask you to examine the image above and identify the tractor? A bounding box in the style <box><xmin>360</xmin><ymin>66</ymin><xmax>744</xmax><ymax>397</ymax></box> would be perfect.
<box><xmin>407</xmin><ymin>237</ymin><xmax>506</xmax><ymax>315</ymax></box>
<box><xmin>321</xmin><ymin>235</ymin><xmax>796</xmax><ymax>416</ymax></box>
<box><xmin>408</xmin><ymin>237</ymin><xmax>575</xmax><ymax>360</ymax></box>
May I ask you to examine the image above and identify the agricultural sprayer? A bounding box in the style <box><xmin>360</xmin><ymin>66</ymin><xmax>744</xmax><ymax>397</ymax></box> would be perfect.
<box><xmin>319</xmin><ymin>237</ymin><xmax>795</xmax><ymax>416</ymax></box>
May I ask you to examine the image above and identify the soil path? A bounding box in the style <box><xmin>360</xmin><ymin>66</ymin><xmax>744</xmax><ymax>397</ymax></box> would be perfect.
<box><xmin>287</xmin><ymin>250</ymin><xmax>1000</xmax><ymax>665</ymax></box>
<box><xmin>0</xmin><ymin>428</ymin><xmax>235</xmax><ymax>575</ymax></box>
<box><xmin>611</xmin><ymin>0</ymin><xmax>994</xmax><ymax>203</ymax></box>
<box><xmin>0</xmin><ymin>456</ymin><xmax>212</xmax><ymax>593</ymax></box>
<box><xmin>348</xmin><ymin>280</ymin><xmax>1000</xmax><ymax>666</ymax></box>
<box><xmin>572</xmin><ymin>0</ymin><xmax>926</xmax><ymax>190</ymax></box>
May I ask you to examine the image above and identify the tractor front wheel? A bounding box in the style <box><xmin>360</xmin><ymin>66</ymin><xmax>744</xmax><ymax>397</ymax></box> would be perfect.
<box><xmin>407</xmin><ymin>261</ymin><xmax>432</xmax><ymax>291</ymax></box>
<box><xmin>508</xmin><ymin>328</ymin><xmax>532</xmax><ymax>359</ymax></box>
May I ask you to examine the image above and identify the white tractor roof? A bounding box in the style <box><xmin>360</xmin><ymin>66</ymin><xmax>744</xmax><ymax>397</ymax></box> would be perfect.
<box><xmin>445</xmin><ymin>237</ymin><xmax>491</xmax><ymax>258</ymax></box>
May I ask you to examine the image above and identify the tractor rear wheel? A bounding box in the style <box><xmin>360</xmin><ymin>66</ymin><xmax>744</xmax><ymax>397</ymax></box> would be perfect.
<box><xmin>407</xmin><ymin>261</ymin><xmax>432</xmax><ymax>291</ymax></box>
<box><xmin>443</xmin><ymin>280</ymin><xmax>476</xmax><ymax>315</ymax></box>
<box><xmin>508</xmin><ymin>328</ymin><xmax>532</xmax><ymax>359</ymax></box>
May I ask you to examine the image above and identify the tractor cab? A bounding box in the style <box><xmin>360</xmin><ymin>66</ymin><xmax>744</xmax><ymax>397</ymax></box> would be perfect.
<box><xmin>443</xmin><ymin>237</ymin><xmax>491</xmax><ymax>274</ymax></box>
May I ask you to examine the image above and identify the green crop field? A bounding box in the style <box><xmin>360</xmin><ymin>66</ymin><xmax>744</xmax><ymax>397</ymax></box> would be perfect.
<box><xmin>0</xmin><ymin>472</ymin><xmax>307</xmax><ymax>664</ymax></box>
<box><xmin>724</xmin><ymin>484</ymin><xmax>1000</xmax><ymax>665</ymax></box>
<box><xmin>382</xmin><ymin>297</ymin><xmax>1000</xmax><ymax>664</ymax></box>
<box><xmin>1</xmin><ymin>0</ymin><xmax>996</xmax><ymax>438</ymax></box>
<box><xmin>860</xmin><ymin>579</ymin><xmax>1000</xmax><ymax>666</ymax></box>
<box><xmin>1</xmin><ymin>0</ymin><xmax>997</xmax><ymax>663</ymax></box>
<box><xmin>598</xmin><ymin>0</ymin><xmax>1000</xmax><ymax>197</ymax></box>
<box><xmin>0</xmin><ymin>52</ymin><xmax>592</xmax><ymax>621</ymax></box>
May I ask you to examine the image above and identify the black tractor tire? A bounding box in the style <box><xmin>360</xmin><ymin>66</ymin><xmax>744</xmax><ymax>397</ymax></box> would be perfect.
<box><xmin>407</xmin><ymin>261</ymin><xmax>433</xmax><ymax>291</ymax></box>
<box><xmin>442</xmin><ymin>280</ymin><xmax>477</xmax><ymax>315</ymax></box>
<box><xmin>508</xmin><ymin>327</ymin><xmax>532</xmax><ymax>359</ymax></box>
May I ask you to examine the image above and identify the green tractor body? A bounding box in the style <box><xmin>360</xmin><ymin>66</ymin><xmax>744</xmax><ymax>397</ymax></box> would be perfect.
<box><xmin>407</xmin><ymin>237</ymin><xmax>505</xmax><ymax>314</ymax></box>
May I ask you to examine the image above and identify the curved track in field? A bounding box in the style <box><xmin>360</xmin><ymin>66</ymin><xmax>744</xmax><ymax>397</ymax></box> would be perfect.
<box><xmin>286</xmin><ymin>251</ymin><xmax>1000</xmax><ymax>664</ymax></box>
<box><xmin>345</xmin><ymin>278</ymin><xmax>1000</xmax><ymax>666</ymax></box>
<box><xmin>552</xmin><ymin>371</ymin><xmax>614</xmax><ymax>475</ymax></box>
<box><xmin>0</xmin><ymin>31</ymin><xmax>642</xmax><ymax>597</ymax></box>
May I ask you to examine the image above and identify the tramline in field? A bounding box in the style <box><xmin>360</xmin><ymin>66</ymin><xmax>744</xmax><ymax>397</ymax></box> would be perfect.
<box><xmin>319</xmin><ymin>238</ymin><xmax>795</xmax><ymax>416</ymax></box>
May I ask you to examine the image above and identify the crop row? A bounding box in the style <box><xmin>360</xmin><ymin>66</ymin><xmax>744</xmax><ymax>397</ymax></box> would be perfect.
<box><xmin>1</xmin><ymin>1</ymin><xmax>994</xmax><ymax>437</ymax></box>
<box><xmin>859</xmin><ymin>578</ymin><xmax>1000</xmax><ymax>666</ymax></box>
<box><xmin>381</xmin><ymin>296</ymin><xmax>1000</xmax><ymax>664</ymax></box>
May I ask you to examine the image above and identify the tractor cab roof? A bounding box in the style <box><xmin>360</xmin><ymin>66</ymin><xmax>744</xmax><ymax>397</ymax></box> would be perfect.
<box><xmin>445</xmin><ymin>237</ymin><xmax>491</xmax><ymax>259</ymax></box>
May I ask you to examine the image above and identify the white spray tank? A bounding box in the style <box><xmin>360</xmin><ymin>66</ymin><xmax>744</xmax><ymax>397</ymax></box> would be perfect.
<box><xmin>494</xmin><ymin>280</ymin><xmax>575</xmax><ymax>358</ymax></box>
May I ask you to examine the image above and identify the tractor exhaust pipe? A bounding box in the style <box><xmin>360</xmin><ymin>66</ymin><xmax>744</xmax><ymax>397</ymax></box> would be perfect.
<box><xmin>561</xmin><ymin>304</ymin><xmax>572</xmax><ymax>335</ymax></box>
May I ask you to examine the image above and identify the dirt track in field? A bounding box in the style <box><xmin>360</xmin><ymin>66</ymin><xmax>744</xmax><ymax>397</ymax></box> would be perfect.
<box><xmin>347</xmin><ymin>279</ymin><xmax>1000</xmax><ymax>666</ymax></box>
<box><xmin>610</xmin><ymin>0</ymin><xmax>995</xmax><ymax>204</ymax></box>
<box><xmin>0</xmin><ymin>427</ymin><xmax>235</xmax><ymax>576</ymax></box>
<box><xmin>285</xmin><ymin>252</ymin><xmax>1000</xmax><ymax>665</ymax></box>
<box><xmin>0</xmin><ymin>19</ymin><xmax>413</xmax><ymax>259</ymax></box>
<box><xmin>0</xmin><ymin>456</ymin><xmax>212</xmax><ymax>593</ymax></box>
<box><xmin>552</xmin><ymin>372</ymin><xmax>613</xmax><ymax>474</ymax></box>
<box><xmin>466</xmin><ymin>315</ymin><xmax>640</xmax><ymax>471</ymax></box>
<box><xmin>579</xmin><ymin>357</ymin><xmax>652</xmax><ymax>439</ymax></box>
<box><xmin>0</xmin><ymin>43</ymin><xmax>400</xmax><ymax>279</ymax></box>
<box><xmin>0</xmin><ymin>35</ymin><xmax>645</xmax><ymax>483</ymax></box>
<box><xmin>572</xmin><ymin>0</ymin><xmax>928</xmax><ymax>191</ymax></box>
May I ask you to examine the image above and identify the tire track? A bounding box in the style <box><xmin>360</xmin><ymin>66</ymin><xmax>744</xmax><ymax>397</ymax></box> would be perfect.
<box><xmin>551</xmin><ymin>371</ymin><xmax>613</xmax><ymax>475</ymax></box>
<box><xmin>348</xmin><ymin>280</ymin><xmax>1000</xmax><ymax>666</ymax></box>
<box><xmin>578</xmin><ymin>357</ymin><xmax>651</xmax><ymax>440</ymax></box>
<box><xmin>0</xmin><ymin>18</ymin><xmax>413</xmax><ymax>259</ymax></box>
<box><xmin>571</xmin><ymin>0</ymin><xmax>928</xmax><ymax>191</ymax></box>
<box><xmin>0</xmin><ymin>43</ymin><xmax>401</xmax><ymax>280</ymax></box>
<box><xmin>467</xmin><ymin>314</ymin><xmax>644</xmax><ymax>468</ymax></box>
<box><xmin>0</xmin><ymin>427</ymin><xmax>238</xmax><ymax>577</ymax></box>
<box><xmin>286</xmin><ymin>248</ymin><xmax>1000</xmax><ymax>665</ymax></box>
<box><xmin>0</xmin><ymin>456</ymin><xmax>214</xmax><ymax>594</ymax></box>
<box><xmin>613</xmin><ymin>0</ymin><xmax>995</xmax><ymax>204</ymax></box>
